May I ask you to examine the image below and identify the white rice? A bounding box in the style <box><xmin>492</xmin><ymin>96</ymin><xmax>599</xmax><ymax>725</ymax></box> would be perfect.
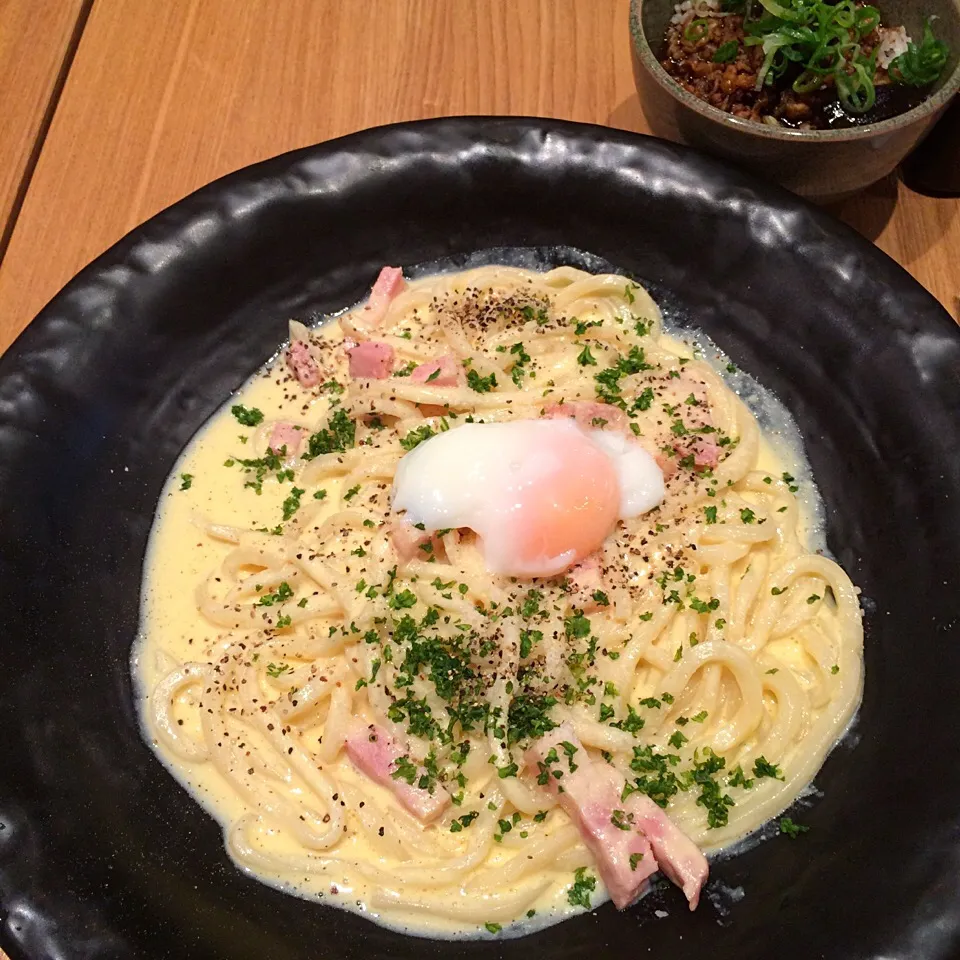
<box><xmin>876</xmin><ymin>26</ymin><xmax>911</xmax><ymax>69</ymax></box>
<box><xmin>670</xmin><ymin>0</ymin><xmax>722</xmax><ymax>25</ymax></box>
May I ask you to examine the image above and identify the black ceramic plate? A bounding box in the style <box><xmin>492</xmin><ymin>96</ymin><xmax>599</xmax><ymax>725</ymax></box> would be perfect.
<box><xmin>1</xmin><ymin>118</ymin><xmax>959</xmax><ymax>960</ymax></box>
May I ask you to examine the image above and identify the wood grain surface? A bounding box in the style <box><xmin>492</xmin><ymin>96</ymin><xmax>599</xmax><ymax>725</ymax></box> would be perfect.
<box><xmin>0</xmin><ymin>0</ymin><xmax>87</xmax><ymax>257</ymax></box>
<box><xmin>0</xmin><ymin>0</ymin><xmax>636</xmax><ymax>347</ymax></box>
<box><xmin>0</xmin><ymin>0</ymin><xmax>956</xmax><ymax>357</ymax></box>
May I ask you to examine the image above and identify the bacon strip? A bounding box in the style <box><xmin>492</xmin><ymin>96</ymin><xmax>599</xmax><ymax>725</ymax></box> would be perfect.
<box><xmin>345</xmin><ymin>724</ymin><xmax>449</xmax><ymax>823</ymax></box>
<box><xmin>526</xmin><ymin>723</ymin><xmax>707</xmax><ymax>910</ymax></box>
<box><xmin>624</xmin><ymin>792</ymin><xmax>709</xmax><ymax>910</ymax></box>
<box><xmin>527</xmin><ymin>724</ymin><xmax>658</xmax><ymax>909</ymax></box>
<box><xmin>355</xmin><ymin>266</ymin><xmax>406</xmax><ymax>332</ymax></box>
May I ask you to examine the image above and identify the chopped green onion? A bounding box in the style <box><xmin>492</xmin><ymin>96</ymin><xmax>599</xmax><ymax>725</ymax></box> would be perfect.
<box><xmin>684</xmin><ymin>18</ymin><xmax>711</xmax><ymax>43</ymax></box>
<box><xmin>889</xmin><ymin>18</ymin><xmax>950</xmax><ymax>88</ymax></box>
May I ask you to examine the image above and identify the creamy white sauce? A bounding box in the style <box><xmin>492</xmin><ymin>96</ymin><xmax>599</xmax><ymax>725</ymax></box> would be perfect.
<box><xmin>132</xmin><ymin>262</ymin><xmax>853</xmax><ymax>937</ymax></box>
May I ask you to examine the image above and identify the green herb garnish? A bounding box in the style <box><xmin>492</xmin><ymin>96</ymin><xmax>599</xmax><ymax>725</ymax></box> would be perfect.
<box><xmin>231</xmin><ymin>404</ymin><xmax>264</xmax><ymax>426</ymax></box>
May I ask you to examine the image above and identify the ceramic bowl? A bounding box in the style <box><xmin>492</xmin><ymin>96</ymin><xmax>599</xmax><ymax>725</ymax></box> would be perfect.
<box><xmin>630</xmin><ymin>0</ymin><xmax>960</xmax><ymax>201</ymax></box>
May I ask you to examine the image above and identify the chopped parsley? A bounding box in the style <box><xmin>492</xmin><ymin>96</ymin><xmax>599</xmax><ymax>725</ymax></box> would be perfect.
<box><xmin>577</xmin><ymin>345</ymin><xmax>598</xmax><ymax>367</ymax></box>
<box><xmin>257</xmin><ymin>581</ymin><xmax>294</xmax><ymax>606</ymax></box>
<box><xmin>594</xmin><ymin>346</ymin><xmax>654</xmax><ymax>405</ymax></box>
<box><xmin>266</xmin><ymin>662</ymin><xmax>291</xmax><ymax>678</ymax></box>
<box><xmin>567</xmin><ymin>867</ymin><xmax>597</xmax><ymax>910</ymax></box>
<box><xmin>466</xmin><ymin>369</ymin><xmax>498</xmax><ymax>393</ymax></box>
<box><xmin>728</xmin><ymin>765</ymin><xmax>754</xmax><ymax>788</ymax></box>
<box><xmin>779</xmin><ymin>817</ymin><xmax>809</xmax><ymax>838</ymax></box>
<box><xmin>752</xmin><ymin>756</ymin><xmax>784</xmax><ymax>780</ymax></box>
<box><xmin>627</xmin><ymin>744</ymin><xmax>683</xmax><ymax>808</ymax></box>
<box><xmin>231</xmin><ymin>404</ymin><xmax>264</xmax><ymax>426</ymax></box>
<box><xmin>519</xmin><ymin>628</ymin><xmax>542</xmax><ymax>659</ymax></box>
<box><xmin>390</xmin><ymin>755</ymin><xmax>418</xmax><ymax>786</ymax></box>
<box><xmin>564</xmin><ymin>612</ymin><xmax>591</xmax><ymax>639</ymax></box>
<box><xmin>689</xmin><ymin>596</ymin><xmax>719</xmax><ymax>614</ymax></box>
<box><xmin>303</xmin><ymin>409</ymin><xmax>356</xmax><ymax>459</ymax></box>
<box><xmin>510</xmin><ymin>342</ymin><xmax>532</xmax><ymax>386</ymax></box>
<box><xmin>388</xmin><ymin>589</ymin><xmax>418</xmax><ymax>610</ymax></box>
<box><xmin>281</xmin><ymin>486</ymin><xmax>305</xmax><ymax>521</ymax></box>
<box><xmin>691</xmin><ymin>747</ymin><xmax>734</xmax><ymax>828</ymax></box>
<box><xmin>613</xmin><ymin>706</ymin><xmax>645</xmax><ymax>734</ymax></box>
<box><xmin>633</xmin><ymin>386</ymin><xmax>655</xmax><ymax>411</ymax></box>
<box><xmin>450</xmin><ymin>811</ymin><xmax>479</xmax><ymax>832</ymax></box>
<box><xmin>179</xmin><ymin>473</ymin><xmax>193</xmax><ymax>491</ymax></box>
<box><xmin>484</xmin><ymin>922</ymin><xmax>502</xmax><ymax>934</ymax></box>
<box><xmin>507</xmin><ymin>693</ymin><xmax>558</xmax><ymax>745</ymax></box>
<box><xmin>400</xmin><ymin>424</ymin><xmax>436</xmax><ymax>451</ymax></box>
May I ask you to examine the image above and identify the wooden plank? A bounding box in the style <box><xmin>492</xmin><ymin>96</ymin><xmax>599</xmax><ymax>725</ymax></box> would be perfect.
<box><xmin>0</xmin><ymin>0</ymin><xmax>637</xmax><ymax>347</ymax></box>
<box><xmin>0</xmin><ymin>0</ymin><xmax>955</xmax><ymax>357</ymax></box>
<box><xmin>0</xmin><ymin>0</ymin><xmax>88</xmax><ymax>259</ymax></box>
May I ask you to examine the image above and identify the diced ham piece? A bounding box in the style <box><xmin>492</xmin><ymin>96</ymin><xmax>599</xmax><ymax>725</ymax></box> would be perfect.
<box><xmin>286</xmin><ymin>340</ymin><xmax>321</xmax><ymax>388</ymax></box>
<box><xmin>624</xmin><ymin>793</ymin><xmax>709</xmax><ymax>910</ymax></box>
<box><xmin>526</xmin><ymin>724</ymin><xmax>658</xmax><ymax>909</ymax></box>
<box><xmin>357</xmin><ymin>266</ymin><xmax>406</xmax><ymax>331</ymax></box>
<box><xmin>655</xmin><ymin>451</ymin><xmax>679</xmax><ymax>480</ymax></box>
<box><xmin>410</xmin><ymin>355</ymin><xmax>463</xmax><ymax>387</ymax></box>
<box><xmin>544</xmin><ymin>401</ymin><xmax>627</xmax><ymax>433</ymax></box>
<box><xmin>566</xmin><ymin>553</ymin><xmax>607</xmax><ymax>614</ymax></box>
<box><xmin>526</xmin><ymin>723</ymin><xmax>707</xmax><ymax>911</ymax></box>
<box><xmin>657</xmin><ymin>438</ymin><xmax>720</xmax><ymax>478</ymax></box>
<box><xmin>267</xmin><ymin>422</ymin><xmax>303</xmax><ymax>457</ymax></box>
<box><xmin>390</xmin><ymin>518</ymin><xmax>435</xmax><ymax>565</ymax></box>
<box><xmin>347</xmin><ymin>340</ymin><xmax>395</xmax><ymax>379</ymax></box>
<box><xmin>688</xmin><ymin>437</ymin><xmax>720</xmax><ymax>471</ymax></box>
<box><xmin>345</xmin><ymin>723</ymin><xmax>449</xmax><ymax>823</ymax></box>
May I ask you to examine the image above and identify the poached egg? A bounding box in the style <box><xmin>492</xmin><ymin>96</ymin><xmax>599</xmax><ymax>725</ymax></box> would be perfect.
<box><xmin>391</xmin><ymin>419</ymin><xmax>664</xmax><ymax>577</ymax></box>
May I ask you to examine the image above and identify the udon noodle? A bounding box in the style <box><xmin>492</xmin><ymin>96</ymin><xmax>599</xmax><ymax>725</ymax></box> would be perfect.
<box><xmin>134</xmin><ymin>265</ymin><xmax>863</xmax><ymax>937</ymax></box>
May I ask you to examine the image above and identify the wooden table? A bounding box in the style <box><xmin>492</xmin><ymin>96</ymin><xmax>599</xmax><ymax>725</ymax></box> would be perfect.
<box><xmin>0</xmin><ymin>1</ymin><xmax>955</xmax><ymax>951</ymax></box>
<box><xmin>0</xmin><ymin>0</ymin><xmax>958</xmax><ymax>356</ymax></box>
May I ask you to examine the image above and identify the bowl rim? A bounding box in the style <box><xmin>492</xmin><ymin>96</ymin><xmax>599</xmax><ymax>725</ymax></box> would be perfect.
<box><xmin>629</xmin><ymin>0</ymin><xmax>960</xmax><ymax>141</ymax></box>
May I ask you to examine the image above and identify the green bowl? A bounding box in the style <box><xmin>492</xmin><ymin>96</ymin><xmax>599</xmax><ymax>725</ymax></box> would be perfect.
<box><xmin>629</xmin><ymin>0</ymin><xmax>960</xmax><ymax>201</ymax></box>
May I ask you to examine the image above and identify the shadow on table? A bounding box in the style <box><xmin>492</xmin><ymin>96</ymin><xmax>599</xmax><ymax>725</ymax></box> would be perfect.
<box><xmin>607</xmin><ymin>94</ymin><xmax>649</xmax><ymax>137</ymax></box>
<box><xmin>606</xmin><ymin>93</ymin><xmax>901</xmax><ymax>242</ymax></box>
<box><xmin>826</xmin><ymin>173</ymin><xmax>899</xmax><ymax>243</ymax></box>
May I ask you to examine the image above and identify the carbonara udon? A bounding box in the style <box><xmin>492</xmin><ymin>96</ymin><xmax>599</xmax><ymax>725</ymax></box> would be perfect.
<box><xmin>134</xmin><ymin>264</ymin><xmax>863</xmax><ymax>938</ymax></box>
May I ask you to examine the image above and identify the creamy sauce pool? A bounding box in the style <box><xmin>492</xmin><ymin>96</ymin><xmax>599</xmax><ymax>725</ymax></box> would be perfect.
<box><xmin>133</xmin><ymin>319</ymin><xmax>830</xmax><ymax>938</ymax></box>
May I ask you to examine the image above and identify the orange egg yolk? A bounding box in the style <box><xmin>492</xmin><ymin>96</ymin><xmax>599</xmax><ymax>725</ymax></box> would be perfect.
<box><xmin>501</xmin><ymin>430</ymin><xmax>620</xmax><ymax>576</ymax></box>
